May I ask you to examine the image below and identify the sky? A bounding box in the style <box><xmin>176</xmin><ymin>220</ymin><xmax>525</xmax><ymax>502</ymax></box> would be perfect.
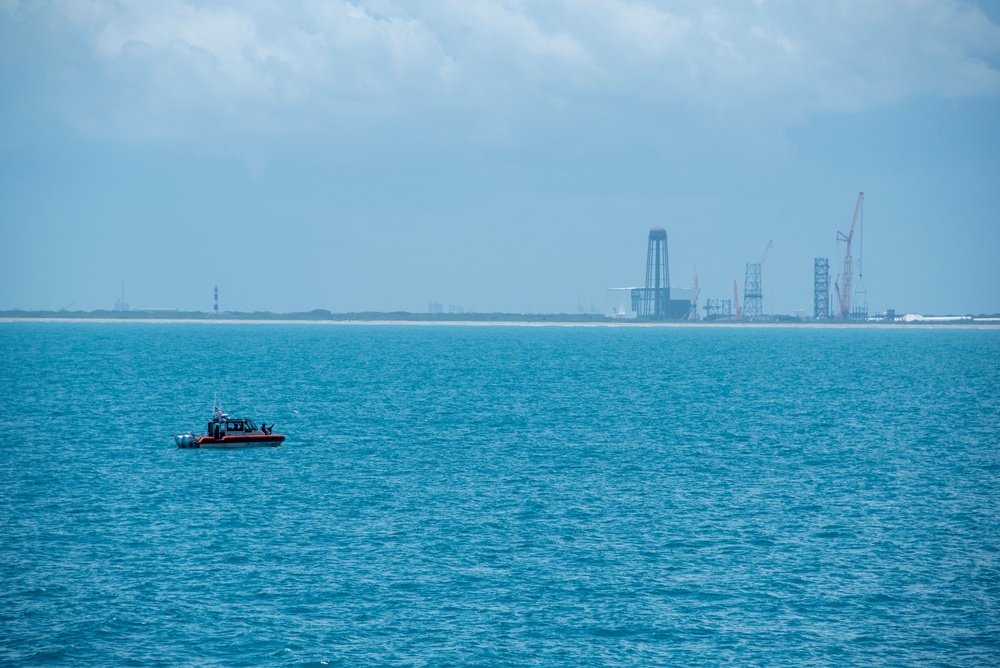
<box><xmin>1</xmin><ymin>0</ymin><xmax>998</xmax><ymax>316</ymax></box>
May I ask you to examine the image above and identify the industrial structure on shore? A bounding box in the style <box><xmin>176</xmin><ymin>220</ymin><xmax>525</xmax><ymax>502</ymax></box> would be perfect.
<box><xmin>607</xmin><ymin>191</ymin><xmax>880</xmax><ymax>321</ymax></box>
<box><xmin>606</xmin><ymin>227</ymin><xmax>693</xmax><ymax>320</ymax></box>
<box><xmin>813</xmin><ymin>192</ymin><xmax>868</xmax><ymax>320</ymax></box>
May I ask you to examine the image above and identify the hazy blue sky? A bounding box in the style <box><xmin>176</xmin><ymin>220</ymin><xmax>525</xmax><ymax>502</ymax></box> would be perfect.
<box><xmin>2</xmin><ymin>1</ymin><xmax>998</xmax><ymax>315</ymax></box>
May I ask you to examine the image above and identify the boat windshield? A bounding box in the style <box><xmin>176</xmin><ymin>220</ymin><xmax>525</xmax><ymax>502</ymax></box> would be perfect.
<box><xmin>215</xmin><ymin>418</ymin><xmax>258</xmax><ymax>432</ymax></box>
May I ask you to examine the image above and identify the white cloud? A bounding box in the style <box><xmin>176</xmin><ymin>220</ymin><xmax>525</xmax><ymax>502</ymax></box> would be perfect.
<box><xmin>18</xmin><ymin>0</ymin><xmax>1000</xmax><ymax>138</ymax></box>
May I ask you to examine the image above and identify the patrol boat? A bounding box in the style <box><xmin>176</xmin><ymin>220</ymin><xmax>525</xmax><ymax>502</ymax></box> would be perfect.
<box><xmin>174</xmin><ymin>407</ymin><xmax>284</xmax><ymax>449</ymax></box>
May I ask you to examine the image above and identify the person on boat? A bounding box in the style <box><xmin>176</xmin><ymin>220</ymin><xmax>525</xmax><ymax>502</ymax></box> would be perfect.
<box><xmin>214</xmin><ymin>406</ymin><xmax>223</xmax><ymax>420</ymax></box>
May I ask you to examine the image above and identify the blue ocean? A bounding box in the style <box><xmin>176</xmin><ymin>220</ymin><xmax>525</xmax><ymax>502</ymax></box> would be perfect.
<box><xmin>2</xmin><ymin>322</ymin><xmax>998</xmax><ymax>666</ymax></box>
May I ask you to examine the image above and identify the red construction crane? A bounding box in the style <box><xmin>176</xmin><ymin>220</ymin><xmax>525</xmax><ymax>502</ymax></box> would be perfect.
<box><xmin>836</xmin><ymin>192</ymin><xmax>864</xmax><ymax>319</ymax></box>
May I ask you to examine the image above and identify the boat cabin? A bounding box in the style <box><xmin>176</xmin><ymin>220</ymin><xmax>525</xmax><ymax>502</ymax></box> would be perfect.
<box><xmin>207</xmin><ymin>416</ymin><xmax>265</xmax><ymax>440</ymax></box>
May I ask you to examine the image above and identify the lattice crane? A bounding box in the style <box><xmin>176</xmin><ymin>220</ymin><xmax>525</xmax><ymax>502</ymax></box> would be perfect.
<box><xmin>760</xmin><ymin>240</ymin><xmax>773</xmax><ymax>265</ymax></box>
<box><xmin>688</xmin><ymin>264</ymin><xmax>700</xmax><ymax>321</ymax></box>
<box><xmin>835</xmin><ymin>192</ymin><xmax>864</xmax><ymax>319</ymax></box>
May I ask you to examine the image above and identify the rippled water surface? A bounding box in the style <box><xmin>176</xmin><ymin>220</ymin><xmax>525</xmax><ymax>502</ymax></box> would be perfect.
<box><xmin>2</xmin><ymin>323</ymin><xmax>998</xmax><ymax>666</ymax></box>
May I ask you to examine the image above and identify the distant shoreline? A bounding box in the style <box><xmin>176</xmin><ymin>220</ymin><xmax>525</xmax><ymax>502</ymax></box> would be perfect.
<box><xmin>2</xmin><ymin>314</ymin><xmax>999</xmax><ymax>328</ymax></box>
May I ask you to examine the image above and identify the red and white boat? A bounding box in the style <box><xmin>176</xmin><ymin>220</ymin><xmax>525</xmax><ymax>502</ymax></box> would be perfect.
<box><xmin>174</xmin><ymin>408</ymin><xmax>284</xmax><ymax>449</ymax></box>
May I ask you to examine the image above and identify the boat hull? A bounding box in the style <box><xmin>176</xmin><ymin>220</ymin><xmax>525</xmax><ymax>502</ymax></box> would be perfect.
<box><xmin>175</xmin><ymin>433</ymin><xmax>285</xmax><ymax>449</ymax></box>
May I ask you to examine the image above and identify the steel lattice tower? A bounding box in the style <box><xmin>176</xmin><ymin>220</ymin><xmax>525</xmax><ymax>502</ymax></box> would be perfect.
<box><xmin>814</xmin><ymin>258</ymin><xmax>829</xmax><ymax>319</ymax></box>
<box><xmin>743</xmin><ymin>263</ymin><xmax>762</xmax><ymax>320</ymax></box>
<box><xmin>704</xmin><ymin>299</ymin><xmax>732</xmax><ymax>320</ymax></box>
<box><xmin>637</xmin><ymin>227</ymin><xmax>670</xmax><ymax>319</ymax></box>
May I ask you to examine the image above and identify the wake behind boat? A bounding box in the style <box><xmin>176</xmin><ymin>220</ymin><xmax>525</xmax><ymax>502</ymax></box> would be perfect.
<box><xmin>174</xmin><ymin>407</ymin><xmax>285</xmax><ymax>449</ymax></box>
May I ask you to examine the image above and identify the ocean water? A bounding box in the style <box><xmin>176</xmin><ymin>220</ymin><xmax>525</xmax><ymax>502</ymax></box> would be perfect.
<box><xmin>1</xmin><ymin>322</ymin><xmax>998</xmax><ymax>666</ymax></box>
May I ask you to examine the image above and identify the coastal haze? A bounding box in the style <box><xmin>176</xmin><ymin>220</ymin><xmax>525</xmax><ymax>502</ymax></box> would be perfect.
<box><xmin>2</xmin><ymin>2</ymin><xmax>999</xmax><ymax>316</ymax></box>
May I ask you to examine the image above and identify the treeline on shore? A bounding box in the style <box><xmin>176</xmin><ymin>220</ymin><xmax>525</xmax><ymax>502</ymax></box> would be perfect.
<box><xmin>0</xmin><ymin>309</ymin><xmax>611</xmax><ymax>323</ymax></box>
